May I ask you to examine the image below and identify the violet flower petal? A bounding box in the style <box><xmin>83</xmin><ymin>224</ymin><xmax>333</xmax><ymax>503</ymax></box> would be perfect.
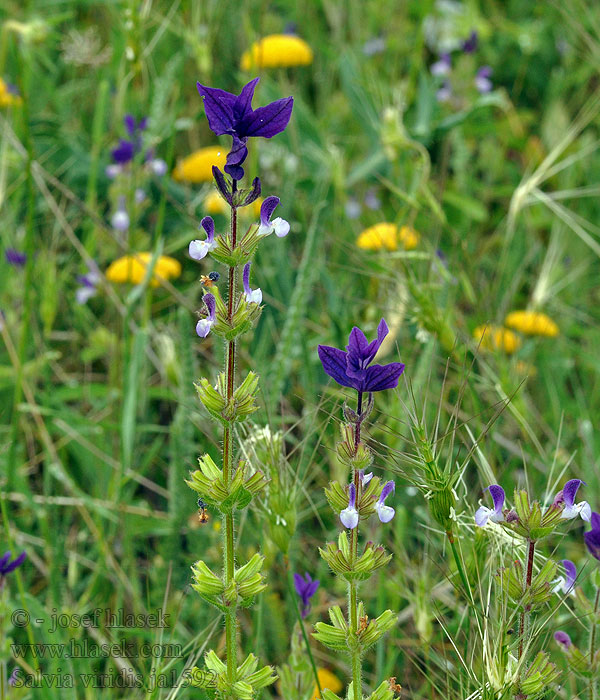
<box><xmin>362</xmin><ymin>362</ymin><xmax>405</xmax><ymax>392</ymax></box>
<box><xmin>317</xmin><ymin>345</ymin><xmax>356</xmax><ymax>389</ymax></box>
<box><xmin>239</xmin><ymin>97</ymin><xmax>294</xmax><ymax>138</ymax></box>
<box><xmin>196</xmin><ymin>83</ymin><xmax>237</xmax><ymax>135</ymax></box>
<box><xmin>554</xmin><ymin>631</ymin><xmax>571</xmax><ymax>649</ymax></box>
<box><xmin>488</xmin><ymin>485</ymin><xmax>505</xmax><ymax>515</ymax></box>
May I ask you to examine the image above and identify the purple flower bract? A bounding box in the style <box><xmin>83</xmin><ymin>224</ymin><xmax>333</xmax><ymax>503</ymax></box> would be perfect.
<box><xmin>318</xmin><ymin>318</ymin><xmax>405</xmax><ymax>393</ymax></box>
<box><xmin>196</xmin><ymin>78</ymin><xmax>293</xmax><ymax>180</ymax></box>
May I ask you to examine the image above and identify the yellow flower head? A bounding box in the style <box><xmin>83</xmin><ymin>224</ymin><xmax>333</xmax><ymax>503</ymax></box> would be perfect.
<box><xmin>356</xmin><ymin>222</ymin><xmax>419</xmax><ymax>251</ymax></box>
<box><xmin>241</xmin><ymin>34</ymin><xmax>313</xmax><ymax>71</ymax></box>
<box><xmin>106</xmin><ymin>253</ymin><xmax>181</xmax><ymax>287</ymax></box>
<box><xmin>473</xmin><ymin>325</ymin><xmax>521</xmax><ymax>355</ymax></box>
<box><xmin>0</xmin><ymin>78</ymin><xmax>23</xmax><ymax>108</ymax></box>
<box><xmin>172</xmin><ymin>146</ymin><xmax>227</xmax><ymax>183</ymax></box>
<box><xmin>311</xmin><ymin>668</ymin><xmax>343</xmax><ymax>700</ymax></box>
<box><xmin>204</xmin><ymin>190</ymin><xmax>228</xmax><ymax>215</ymax></box>
<box><xmin>398</xmin><ymin>225</ymin><xmax>419</xmax><ymax>250</ymax></box>
<box><xmin>504</xmin><ymin>310</ymin><xmax>559</xmax><ymax>338</ymax></box>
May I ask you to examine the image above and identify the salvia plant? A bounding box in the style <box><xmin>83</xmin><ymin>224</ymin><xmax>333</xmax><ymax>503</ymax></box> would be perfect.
<box><xmin>474</xmin><ymin>479</ymin><xmax>595</xmax><ymax>699</ymax></box>
<box><xmin>184</xmin><ymin>76</ymin><xmax>293</xmax><ymax>699</ymax></box>
<box><xmin>314</xmin><ymin>320</ymin><xmax>405</xmax><ymax>700</ymax></box>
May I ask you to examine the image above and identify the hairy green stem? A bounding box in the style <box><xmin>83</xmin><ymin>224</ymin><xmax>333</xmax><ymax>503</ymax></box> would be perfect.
<box><xmin>517</xmin><ymin>539</ymin><xmax>536</xmax><ymax>696</ymax></box>
<box><xmin>348</xmin><ymin>390</ymin><xmax>363</xmax><ymax>700</ymax></box>
<box><xmin>223</xmin><ymin>197</ymin><xmax>239</xmax><ymax>694</ymax></box>
<box><xmin>589</xmin><ymin>586</ymin><xmax>599</xmax><ymax>700</ymax></box>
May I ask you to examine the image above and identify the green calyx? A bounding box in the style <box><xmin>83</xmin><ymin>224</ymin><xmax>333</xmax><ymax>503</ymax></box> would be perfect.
<box><xmin>325</xmin><ymin>477</ymin><xmax>382</xmax><ymax>520</ymax></box>
<box><xmin>313</xmin><ymin>603</ymin><xmax>397</xmax><ymax>654</ymax></box>
<box><xmin>319</xmin><ymin>532</ymin><xmax>392</xmax><ymax>582</ymax></box>
<box><xmin>507</xmin><ymin>489</ymin><xmax>564</xmax><ymax>540</ymax></box>
<box><xmin>190</xmin><ymin>650</ymin><xmax>276</xmax><ymax>698</ymax></box>
<box><xmin>209</xmin><ymin>224</ymin><xmax>261</xmax><ymax>268</ymax></box>
<box><xmin>191</xmin><ymin>553</ymin><xmax>267</xmax><ymax>612</ymax></box>
<box><xmin>513</xmin><ymin>651</ymin><xmax>560</xmax><ymax>698</ymax></box>
<box><xmin>336</xmin><ymin>423</ymin><xmax>373</xmax><ymax>471</ymax></box>
<box><xmin>186</xmin><ymin>453</ymin><xmax>267</xmax><ymax>513</ymax></box>
<box><xmin>206</xmin><ymin>286</ymin><xmax>262</xmax><ymax>341</ymax></box>
<box><xmin>196</xmin><ymin>371</ymin><xmax>260</xmax><ymax>424</ymax></box>
<box><xmin>495</xmin><ymin>558</ymin><xmax>558</xmax><ymax>609</ymax></box>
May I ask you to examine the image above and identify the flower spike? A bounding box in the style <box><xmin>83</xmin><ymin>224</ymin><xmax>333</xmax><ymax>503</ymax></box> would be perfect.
<box><xmin>376</xmin><ymin>481</ymin><xmax>395</xmax><ymax>523</ymax></box>
<box><xmin>189</xmin><ymin>216</ymin><xmax>217</xmax><ymax>261</ymax></box>
<box><xmin>196</xmin><ymin>293</ymin><xmax>216</xmax><ymax>338</ymax></box>
<box><xmin>475</xmin><ymin>484</ymin><xmax>505</xmax><ymax>527</ymax></box>
<box><xmin>557</xmin><ymin>479</ymin><xmax>591</xmax><ymax>521</ymax></box>
<box><xmin>242</xmin><ymin>263</ymin><xmax>262</xmax><ymax>304</ymax></box>
<box><xmin>257</xmin><ymin>196</ymin><xmax>290</xmax><ymax>238</ymax></box>
<box><xmin>340</xmin><ymin>483</ymin><xmax>359</xmax><ymax>529</ymax></box>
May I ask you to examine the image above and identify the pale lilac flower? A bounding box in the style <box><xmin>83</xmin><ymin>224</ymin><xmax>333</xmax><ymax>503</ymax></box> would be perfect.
<box><xmin>196</xmin><ymin>293</ymin><xmax>216</xmax><ymax>338</ymax></box>
<box><xmin>135</xmin><ymin>188</ymin><xmax>146</xmax><ymax>204</ymax></box>
<box><xmin>293</xmin><ymin>572</ymin><xmax>320</xmax><ymax>618</ymax></box>
<box><xmin>431</xmin><ymin>53</ymin><xmax>451</xmax><ymax>77</ymax></box>
<box><xmin>475</xmin><ymin>66</ymin><xmax>493</xmax><ymax>93</ymax></box>
<box><xmin>345</xmin><ymin>198</ymin><xmax>361</xmax><ymax>219</ymax></box>
<box><xmin>556</xmin><ymin>479</ymin><xmax>591</xmax><ymax>522</ymax></box>
<box><xmin>376</xmin><ymin>481</ymin><xmax>395</xmax><ymax>523</ymax></box>
<box><xmin>552</xmin><ymin>559</ymin><xmax>577</xmax><ymax>596</ymax></box>
<box><xmin>340</xmin><ymin>483</ymin><xmax>359</xmax><ymax>529</ymax></box>
<box><xmin>242</xmin><ymin>262</ymin><xmax>262</xmax><ymax>304</ymax></box>
<box><xmin>150</xmin><ymin>158</ymin><xmax>167</xmax><ymax>176</ymax></box>
<box><xmin>111</xmin><ymin>196</ymin><xmax>129</xmax><ymax>232</ymax></box>
<box><xmin>362</xmin><ymin>37</ymin><xmax>386</xmax><ymax>56</ymax></box>
<box><xmin>364</xmin><ymin>189</ymin><xmax>381</xmax><ymax>210</ymax></box>
<box><xmin>475</xmin><ymin>485</ymin><xmax>505</xmax><ymax>527</ymax></box>
<box><xmin>189</xmin><ymin>217</ymin><xmax>217</xmax><ymax>261</ymax></box>
<box><xmin>105</xmin><ymin>164</ymin><xmax>122</xmax><ymax>179</ymax></box>
<box><xmin>257</xmin><ymin>196</ymin><xmax>290</xmax><ymax>238</ymax></box>
<box><xmin>436</xmin><ymin>81</ymin><xmax>452</xmax><ymax>102</ymax></box>
<box><xmin>76</xmin><ymin>261</ymin><xmax>101</xmax><ymax>305</ymax></box>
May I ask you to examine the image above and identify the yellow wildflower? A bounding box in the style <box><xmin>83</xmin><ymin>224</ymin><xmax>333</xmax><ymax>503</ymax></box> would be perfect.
<box><xmin>473</xmin><ymin>325</ymin><xmax>521</xmax><ymax>354</ymax></box>
<box><xmin>241</xmin><ymin>34</ymin><xmax>313</xmax><ymax>71</ymax></box>
<box><xmin>204</xmin><ymin>190</ymin><xmax>228</xmax><ymax>215</ymax></box>
<box><xmin>106</xmin><ymin>253</ymin><xmax>181</xmax><ymax>287</ymax></box>
<box><xmin>0</xmin><ymin>78</ymin><xmax>22</xmax><ymax>108</ymax></box>
<box><xmin>172</xmin><ymin>146</ymin><xmax>227</xmax><ymax>183</ymax></box>
<box><xmin>504</xmin><ymin>310</ymin><xmax>559</xmax><ymax>338</ymax></box>
<box><xmin>356</xmin><ymin>222</ymin><xmax>419</xmax><ymax>251</ymax></box>
<box><xmin>311</xmin><ymin>668</ymin><xmax>343</xmax><ymax>700</ymax></box>
<box><xmin>398</xmin><ymin>225</ymin><xmax>419</xmax><ymax>250</ymax></box>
